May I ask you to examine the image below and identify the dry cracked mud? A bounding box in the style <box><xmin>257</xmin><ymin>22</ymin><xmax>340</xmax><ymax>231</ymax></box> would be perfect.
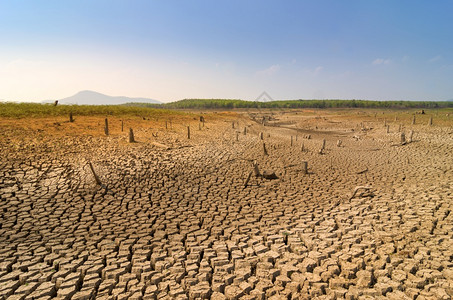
<box><xmin>1</xmin><ymin>110</ymin><xmax>452</xmax><ymax>299</ymax></box>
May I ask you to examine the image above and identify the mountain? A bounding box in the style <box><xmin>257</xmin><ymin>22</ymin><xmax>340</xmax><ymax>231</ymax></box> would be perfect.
<box><xmin>59</xmin><ymin>90</ymin><xmax>161</xmax><ymax>105</ymax></box>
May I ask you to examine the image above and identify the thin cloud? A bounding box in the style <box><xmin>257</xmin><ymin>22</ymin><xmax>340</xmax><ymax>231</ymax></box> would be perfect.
<box><xmin>372</xmin><ymin>58</ymin><xmax>391</xmax><ymax>65</ymax></box>
<box><xmin>428</xmin><ymin>55</ymin><xmax>441</xmax><ymax>63</ymax></box>
<box><xmin>257</xmin><ymin>64</ymin><xmax>280</xmax><ymax>76</ymax></box>
<box><xmin>313</xmin><ymin>66</ymin><xmax>323</xmax><ymax>75</ymax></box>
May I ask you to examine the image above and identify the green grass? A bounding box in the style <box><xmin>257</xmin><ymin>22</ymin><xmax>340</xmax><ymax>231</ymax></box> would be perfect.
<box><xmin>0</xmin><ymin>102</ymin><xmax>186</xmax><ymax>118</ymax></box>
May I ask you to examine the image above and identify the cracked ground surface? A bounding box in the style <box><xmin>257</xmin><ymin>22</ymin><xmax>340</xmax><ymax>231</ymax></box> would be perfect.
<box><xmin>1</xmin><ymin>110</ymin><xmax>452</xmax><ymax>299</ymax></box>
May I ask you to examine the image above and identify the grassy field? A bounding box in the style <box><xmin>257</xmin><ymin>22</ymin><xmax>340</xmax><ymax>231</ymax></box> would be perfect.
<box><xmin>0</xmin><ymin>102</ymin><xmax>185</xmax><ymax>118</ymax></box>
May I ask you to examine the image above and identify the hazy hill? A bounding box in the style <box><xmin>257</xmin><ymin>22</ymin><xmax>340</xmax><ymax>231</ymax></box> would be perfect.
<box><xmin>59</xmin><ymin>90</ymin><xmax>161</xmax><ymax>105</ymax></box>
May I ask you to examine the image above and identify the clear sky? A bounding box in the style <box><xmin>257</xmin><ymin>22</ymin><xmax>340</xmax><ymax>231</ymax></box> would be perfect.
<box><xmin>1</xmin><ymin>1</ymin><xmax>452</xmax><ymax>102</ymax></box>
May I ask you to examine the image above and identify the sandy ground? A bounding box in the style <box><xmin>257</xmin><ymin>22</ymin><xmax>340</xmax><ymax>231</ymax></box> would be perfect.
<box><xmin>0</xmin><ymin>109</ymin><xmax>452</xmax><ymax>299</ymax></box>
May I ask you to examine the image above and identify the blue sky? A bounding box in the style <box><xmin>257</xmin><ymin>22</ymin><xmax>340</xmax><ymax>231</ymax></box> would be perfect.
<box><xmin>1</xmin><ymin>1</ymin><xmax>452</xmax><ymax>102</ymax></box>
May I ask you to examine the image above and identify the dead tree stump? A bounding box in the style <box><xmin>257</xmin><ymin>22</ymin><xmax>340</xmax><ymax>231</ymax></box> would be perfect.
<box><xmin>244</xmin><ymin>171</ymin><xmax>253</xmax><ymax>188</ymax></box>
<box><xmin>263</xmin><ymin>143</ymin><xmax>268</xmax><ymax>156</ymax></box>
<box><xmin>88</xmin><ymin>162</ymin><xmax>102</xmax><ymax>185</ymax></box>
<box><xmin>319</xmin><ymin>139</ymin><xmax>326</xmax><ymax>154</ymax></box>
<box><xmin>253</xmin><ymin>161</ymin><xmax>260</xmax><ymax>177</ymax></box>
<box><xmin>104</xmin><ymin>118</ymin><xmax>109</xmax><ymax>135</ymax></box>
<box><xmin>129</xmin><ymin>128</ymin><xmax>135</xmax><ymax>143</ymax></box>
<box><xmin>401</xmin><ymin>132</ymin><xmax>406</xmax><ymax>145</ymax></box>
<box><xmin>302</xmin><ymin>161</ymin><xmax>308</xmax><ymax>174</ymax></box>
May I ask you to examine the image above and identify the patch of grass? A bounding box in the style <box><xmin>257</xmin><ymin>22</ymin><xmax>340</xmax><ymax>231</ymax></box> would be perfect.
<box><xmin>0</xmin><ymin>102</ymin><xmax>187</xmax><ymax>118</ymax></box>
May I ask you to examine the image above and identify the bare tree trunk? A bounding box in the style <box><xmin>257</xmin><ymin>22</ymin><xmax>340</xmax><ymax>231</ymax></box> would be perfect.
<box><xmin>88</xmin><ymin>162</ymin><xmax>102</xmax><ymax>185</ymax></box>
<box><xmin>104</xmin><ymin>118</ymin><xmax>109</xmax><ymax>135</ymax></box>
<box><xmin>302</xmin><ymin>161</ymin><xmax>308</xmax><ymax>174</ymax></box>
<box><xmin>253</xmin><ymin>161</ymin><xmax>260</xmax><ymax>177</ymax></box>
<box><xmin>408</xmin><ymin>130</ymin><xmax>414</xmax><ymax>143</ymax></box>
<box><xmin>129</xmin><ymin>128</ymin><xmax>135</xmax><ymax>143</ymax></box>
<box><xmin>400</xmin><ymin>132</ymin><xmax>406</xmax><ymax>144</ymax></box>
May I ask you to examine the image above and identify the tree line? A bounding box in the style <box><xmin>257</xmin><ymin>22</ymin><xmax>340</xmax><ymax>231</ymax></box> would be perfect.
<box><xmin>128</xmin><ymin>99</ymin><xmax>453</xmax><ymax>109</ymax></box>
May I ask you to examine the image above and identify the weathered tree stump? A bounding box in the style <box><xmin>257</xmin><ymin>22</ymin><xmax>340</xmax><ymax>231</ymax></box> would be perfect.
<box><xmin>88</xmin><ymin>162</ymin><xmax>102</xmax><ymax>185</ymax></box>
<box><xmin>244</xmin><ymin>171</ymin><xmax>253</xmax><ymax>188</ymax></box>
<box><xmin>400</xmin><ymin>132</ymin><xmax>406</xmax><ymax>145</ymax></box>
<box><xmin>253</xmin><ymin>161</ymin><xmax>260</xmax><ymax>177</ymax></box>
<box><xmin>129</xmin><ymin>128</ymin><xmax>135</xmax><ymax>143</ymax></box>
<box><xmin>263</xmin><ymin>143</ymin><xmax>268</xmax><ymax>156</ymax></box>
<box><xmin>104</xmin><ymin>118</ymin><xmax>109</xmax><ymax>135</ymax></box>
<box><xmin>319</xmin><ymin>139</ymin><xmax>326</xmax><ymax>154</ymax></box>
<box><xmin>408</xmin><ymin>130</ymin><xmax>414</xmax><ymax>143</ymax></box>
<box><xmin>302</xmin><ymin>161</ymin><xmax>308</xmax><ymax>174</ymax></box>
